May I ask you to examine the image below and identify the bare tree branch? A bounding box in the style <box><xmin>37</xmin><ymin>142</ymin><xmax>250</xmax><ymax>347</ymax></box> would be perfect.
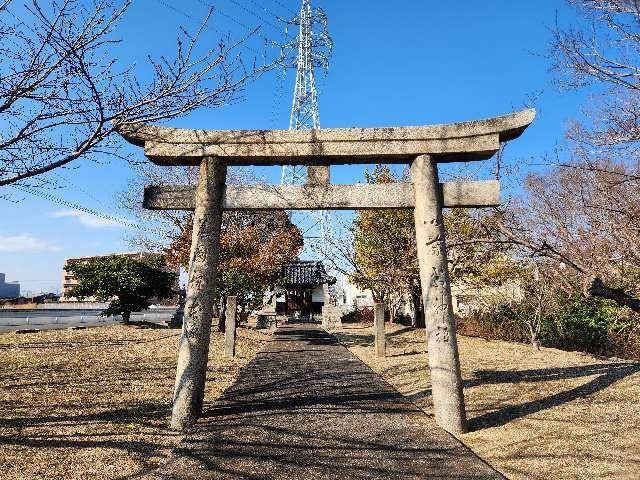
<box><xmin>0</xmin><ymin>0</ymin><xmax>281</xmax><ymax>187</ymax></box>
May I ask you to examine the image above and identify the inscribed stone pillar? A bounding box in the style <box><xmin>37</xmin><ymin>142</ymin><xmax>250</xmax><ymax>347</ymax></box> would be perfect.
<box><xmin>410</xmin><ymin>154</ymin><xmax>467</xmax><ymax>434</ymax></box>
<box><xmin>170</xmin><ymin>157</ymin><xmax>226</xmax><ymax>431</ymax></box>
<box><xmin>374</xmin><ymin>303</ymin><xmax>386</xmax><ymax>357</ymax></box>
<box><xmin>224</xmin><ymin>296</ymin><xmax>237</xmax><ymax>358</ymax></box>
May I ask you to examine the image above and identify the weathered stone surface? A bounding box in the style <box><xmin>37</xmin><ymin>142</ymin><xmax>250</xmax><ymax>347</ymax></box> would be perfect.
<box><xmin>117</xmin><ymin>109</ymin><xmax>535</xmax><ymax>165</ymax></box>
<box><xmin>321</xmin><ymin>284</ymin><xmax>342</xmax><ymax>329</ymax></box>
<box><xmin>171</xmin><ymin>158</ymin><xmax>226</xmax><ymax>431</ymax></box>
<box><xmin>224</xmin><ymin>296</ymin><xmax>237</xmax><ymax>358</ymax></box>
<box><xmin>130</xmin><ymin>110</ymin><xmax>535</xmax><ymax>438</ymax></box>
<box><xmin>307</xmin><ymin>165</ymin><xmax>330</xmax><ymax>185</ymax></box>
<box><xmin>374</xmin><ymin>303</ymin><xmax>386</xmax><ymax>358</ymax></box>
<box><xmin>143</xmin><ymin>180</ymin><xmax>501</xmax><ymax>211</ymax></box>
<box><xmin>411</xmin><ymin>154</ymin><xmax>467</xmax><ymax>434</ymax></box>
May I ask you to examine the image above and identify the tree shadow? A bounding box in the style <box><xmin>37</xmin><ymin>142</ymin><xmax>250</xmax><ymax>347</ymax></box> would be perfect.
<box><xmin>0</xmin><ymin>401</ymin><xmax>179</xmax><ymax>479</ymax></box>
<box><xmin>468</xmin><ymin>362</ymin><xmax>640</xmax><ymax>431</ymax></box>
<box><xmin>160</xmin><ymin>323</ymin><xmax>502</xmax><ymax>479</ymax></box>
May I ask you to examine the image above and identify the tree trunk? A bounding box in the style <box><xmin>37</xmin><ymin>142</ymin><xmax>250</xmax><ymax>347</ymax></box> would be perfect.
<box><xmin>122</xmin><ymin>311</ymin><xmax>131</xmax><ymax>325</ymax></box>
<box><xmin>410</xmin><ymin>282</ymin><xmax>424</xmax><ymax>328</ymax></box>
<box><xmin>586</xmin><ymin>276</ymin><xmax>640</xmax><ymax>312</ymax></box>
<box><xmin>374</xmin><ymin>303</ymin><xmax>386</xmax><ymax>357</ymax></box>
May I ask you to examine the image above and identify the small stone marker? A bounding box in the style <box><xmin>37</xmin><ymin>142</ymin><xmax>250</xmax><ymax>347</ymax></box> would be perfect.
<box><xmin>374</xmin><ymin>303</ymin><xmax>386</xmax><ymax>357</ymax></box>
<box><xmin>224</xmin><ymin>296</ymin><xmax>237</xmax><ymax>358</ymax></box>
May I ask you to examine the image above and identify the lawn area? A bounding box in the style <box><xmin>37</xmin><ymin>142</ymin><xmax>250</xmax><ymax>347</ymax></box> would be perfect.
<box><xmin>0</xmin><ymin>324</ymin><xmax>270</xmax><ymax>480</ymax></box>
<box><xmin>332</xmin><ymin>322</ymin><xmax>640</xmax><ymax>480</ymax></box>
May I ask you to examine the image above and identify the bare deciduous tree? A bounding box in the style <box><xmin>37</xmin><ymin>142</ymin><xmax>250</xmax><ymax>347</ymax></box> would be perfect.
<box><xmin>551</xmin><ymin>1</ymin><xmax>640</xmax><ymax>160</ymax></box>
<box><xmin>0</xmin><ymin>0</ymin><xmax>277</xmax><ymax>187</ymax></box>
<box><xmin>485</xmin><ymin>160</ymin><xmax>640</xmax><ymax>312</ymax></box>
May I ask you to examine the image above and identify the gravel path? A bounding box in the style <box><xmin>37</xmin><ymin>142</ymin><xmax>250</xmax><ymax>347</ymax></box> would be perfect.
<box><xmin>150</xmin><ymin>321</ymin><xmax>501</xmax><ymax>479</ymax></box>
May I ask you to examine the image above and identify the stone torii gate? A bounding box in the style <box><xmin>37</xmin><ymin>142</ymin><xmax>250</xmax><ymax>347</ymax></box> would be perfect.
<box><xmin>118</xmin><ymin>109</ymin><xmax>535</xmax><ymax>434</ymax></box>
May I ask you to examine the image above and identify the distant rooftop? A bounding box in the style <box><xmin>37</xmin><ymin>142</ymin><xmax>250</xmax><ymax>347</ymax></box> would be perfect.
<box><xmin>279</xmin><ymin>261</ymin><xmax>336</xmax><ymax>288</ymax></box>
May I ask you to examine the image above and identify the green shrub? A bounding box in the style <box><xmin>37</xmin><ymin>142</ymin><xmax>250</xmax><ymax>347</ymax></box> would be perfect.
<box><xmin>459</xmin><ymin>289</ymin><xmax>639</xmax><ymax>360</ymax></box>
<box><xmin>544</xmin><ymin>292</ymin><xmax>635</xmax><ymax>355</ymax></box>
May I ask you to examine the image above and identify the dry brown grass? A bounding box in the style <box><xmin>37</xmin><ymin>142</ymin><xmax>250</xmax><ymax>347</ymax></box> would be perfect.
<box><xmin>332</xmin><ymin>322</ymin><xmax>640</xmax><ymax>480</ymax></box>
<box><xmin>0</xmin><ymin>324</ymin><xmax>270</xmax><ymax>480</ymax></box>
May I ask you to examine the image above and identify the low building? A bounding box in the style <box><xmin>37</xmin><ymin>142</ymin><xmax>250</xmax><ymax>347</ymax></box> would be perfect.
<box><xmin>340</xmin><ymin>277</ymin><xmax>375</xmax><ymax>309</ymax></box>
<box><xmin>338</xmin><ymin>277</ymin><xmax>523</xmax><ymax>319</ymax></box>
<box><xmin>60</xmin><ymin>252</ymin><xmax>177</xmax><ymax>303</ymax></box>
<box><xmin>451</xmin><ymin>282</ymin><xmax>524</xmax><ymax>316</ymax></box>
<box><xmin>274</xmin><ymin>261</ymin><xmax>336</xmax><ymax>319</ymax></box>
<box><xmin>0</xmin><ymin>273</ymin><xmax>20</xmax><ymax>299</ymax></box>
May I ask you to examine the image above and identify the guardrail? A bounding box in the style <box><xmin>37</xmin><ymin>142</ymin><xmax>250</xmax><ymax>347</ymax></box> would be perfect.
<box><xmin>0</xmin><ymin>310</ymin><xmax>176</xmax><ymax>333</ymax></box>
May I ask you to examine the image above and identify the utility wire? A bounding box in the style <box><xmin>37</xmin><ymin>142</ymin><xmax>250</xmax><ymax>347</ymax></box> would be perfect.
<box><xmin>238</xmin><ymin>0</ymin><xmax>283</xmax><ymax>20</ymax></box>
<box><xmin>194</xmin><ymin>0</ymin><xmax>283</xmax><ymax>48</ymax></box>
<box><xmin>9</xmin><ymin>184</ymin><xmax>167</xmax><ymax>237</ymax></box>
<box><xmin>227</xmin><ymin>0</ymin><xmax>282</xmax><ymax>32</ymax></box>
<box><xmin>269</xmin><ymin>0</ymin><xmax>296</xmax><ymax>15</ymax></box>
<box><xmin>152</xmin><ymin>0</ymin><xmax>268</xmax><ymax>57</ymax></box>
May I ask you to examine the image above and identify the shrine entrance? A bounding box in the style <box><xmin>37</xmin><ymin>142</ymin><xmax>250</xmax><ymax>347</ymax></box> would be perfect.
<box><xmin>275</xmin><ymin>260</ymin><xmax>336</xmax><ymax>319</ymax></box>
<box><xmin>283</xmin><ymin>289</ymin><xmax>313</xmax><ymax>317</ymax></box>
<box><xmin>118</xmin><ymin>108</ymin><xmax>535</xmax><ymax>434</ymax></box>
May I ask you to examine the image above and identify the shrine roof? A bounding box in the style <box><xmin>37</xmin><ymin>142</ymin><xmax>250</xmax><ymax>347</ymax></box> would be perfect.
<box><xmin>279</xmin><ymin>261</ymin><xmax>337</xmax><ymax>288</ymax></box>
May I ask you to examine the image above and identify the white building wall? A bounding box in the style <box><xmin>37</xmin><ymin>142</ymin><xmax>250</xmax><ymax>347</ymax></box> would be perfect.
<box><xmin>311</xmin><ymin>285</ymin><xmax>325</xmax><ymax>303</ymax></box>
<box><xmin>341</xmin><ymin>278</ymin><xmax>374</xmax><ymax>308</ymax></box>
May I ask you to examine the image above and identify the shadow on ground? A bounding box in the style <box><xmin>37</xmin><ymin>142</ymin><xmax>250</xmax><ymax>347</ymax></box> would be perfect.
<box><xmin>333</xmin><ymin>328</ymin><xmax>640</xmax><ymax>433</ymax></box>
<box><xmin>153</xmin><ymin>323</ymin><xmax>501</xmax><ymax>480</ymax></box>
<box><xmin>467</xmin><ymin>362</ymin><xmax>640</xmax><ymax>430</ymax></box>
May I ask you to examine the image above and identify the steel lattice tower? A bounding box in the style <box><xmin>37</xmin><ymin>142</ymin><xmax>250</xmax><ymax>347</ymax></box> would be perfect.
<box><xmin>281</xmin><ymin>0</ymin><xmax>332</xmax><ymax>249</ymax></box>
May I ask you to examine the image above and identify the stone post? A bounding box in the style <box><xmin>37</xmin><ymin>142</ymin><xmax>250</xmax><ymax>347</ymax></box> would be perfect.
<box><xmin>170</xmin><ymin>158</ymin><xmax>226</xmax><ymax>431</ymax></box>
<box><xmin>410</xmin><ymin>154</ymin><xmax>467</xmax><ymax>434</ymax></box>
<box><xmin>374</xmin><ymin>303</ymin><xmax>386</xmax><ymax>357</ymax></box>
<box><xmin>224</xmin><ymin>296</ymin><xmax>237</xmax><ymax>358</ymax></box>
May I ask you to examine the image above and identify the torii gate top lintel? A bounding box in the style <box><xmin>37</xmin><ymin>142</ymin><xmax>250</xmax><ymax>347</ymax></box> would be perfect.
<box><xmin>117</xmin><ymin>109</ymin><xmax>535</xmax><ymax>166</ymax></box>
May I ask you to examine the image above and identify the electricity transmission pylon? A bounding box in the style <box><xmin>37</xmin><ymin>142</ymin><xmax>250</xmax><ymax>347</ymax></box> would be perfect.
<box><xmin>281</xmin><ymin>0</ymin><xmax>332</xmax><ymax>251</ymax></box>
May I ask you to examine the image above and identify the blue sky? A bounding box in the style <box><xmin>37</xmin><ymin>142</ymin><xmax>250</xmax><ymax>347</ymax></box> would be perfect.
<box><xmin>1</xmin><ymin>0</ymin><xmax>585</xmax><ymax>295</ymax></box>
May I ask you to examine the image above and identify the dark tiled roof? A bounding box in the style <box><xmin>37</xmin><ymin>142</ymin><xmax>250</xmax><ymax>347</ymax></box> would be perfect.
<box><xmin>279</xmin><ymin>261</ymin><xmax>336</xmax><ymax>287</ymax></box>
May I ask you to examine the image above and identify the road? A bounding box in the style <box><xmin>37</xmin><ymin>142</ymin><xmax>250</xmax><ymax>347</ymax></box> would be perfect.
<box><xmin>0</xmin><ymin>308</ymin><xmax>177</xmax><ymax>333</ymax></box>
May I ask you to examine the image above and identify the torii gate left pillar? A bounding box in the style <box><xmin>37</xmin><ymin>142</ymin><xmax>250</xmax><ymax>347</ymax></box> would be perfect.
<box><xmin>170</xmin><ymin>158</ymin><xmax>225</xmax><ymax>429</ymax></box>
<box><xmin>118</xmin><ymin>108</ymin><xmax>535</xmax><ymax>433</ymax></box>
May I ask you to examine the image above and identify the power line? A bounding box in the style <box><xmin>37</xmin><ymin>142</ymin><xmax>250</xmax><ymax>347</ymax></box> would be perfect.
<box><xmin>151</xmin><ymin>0</ymin><xmax>269</xmax><ymax>57</ymax></box>
<box><xmin>240</xmin><ymin>0</ymin><xmax>284</xmax><ymax>19</ymax></box>
<box><xmin>227</xmin><ymin>0</ymin><xmax>282</xmax><ymax>32</ymax></box>
<box><xmin>9</xmin><ymin>184</ymin><xmax>166</xmax><ymax>237</ymax></box>
<box><xmin>194</xmin><ymin>0</ymin><xmax>283</xmax><ymax>48</ymax></box>
<box><xmin>269</xmin><ymin>0</ymin><xmax>297</xmax><ymax>15</ymax></box>
<box><xmin>269</xmin><ymin>67</ymin><xmax>288</xmax><ymax>128</ymax></box>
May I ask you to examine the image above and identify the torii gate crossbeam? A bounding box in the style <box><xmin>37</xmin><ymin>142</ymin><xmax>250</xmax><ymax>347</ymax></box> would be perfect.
<box><xmin>117</xmin><ymin>109</ymin><xmax>535</xmax><ymax>434</ymax></box>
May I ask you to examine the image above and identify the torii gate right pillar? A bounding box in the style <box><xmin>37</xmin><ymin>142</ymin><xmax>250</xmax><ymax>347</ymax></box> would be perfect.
<box><xmin>412</xmin><ymin>154</ymin><xmax>467</xmax><ymax>434</ymax></box>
